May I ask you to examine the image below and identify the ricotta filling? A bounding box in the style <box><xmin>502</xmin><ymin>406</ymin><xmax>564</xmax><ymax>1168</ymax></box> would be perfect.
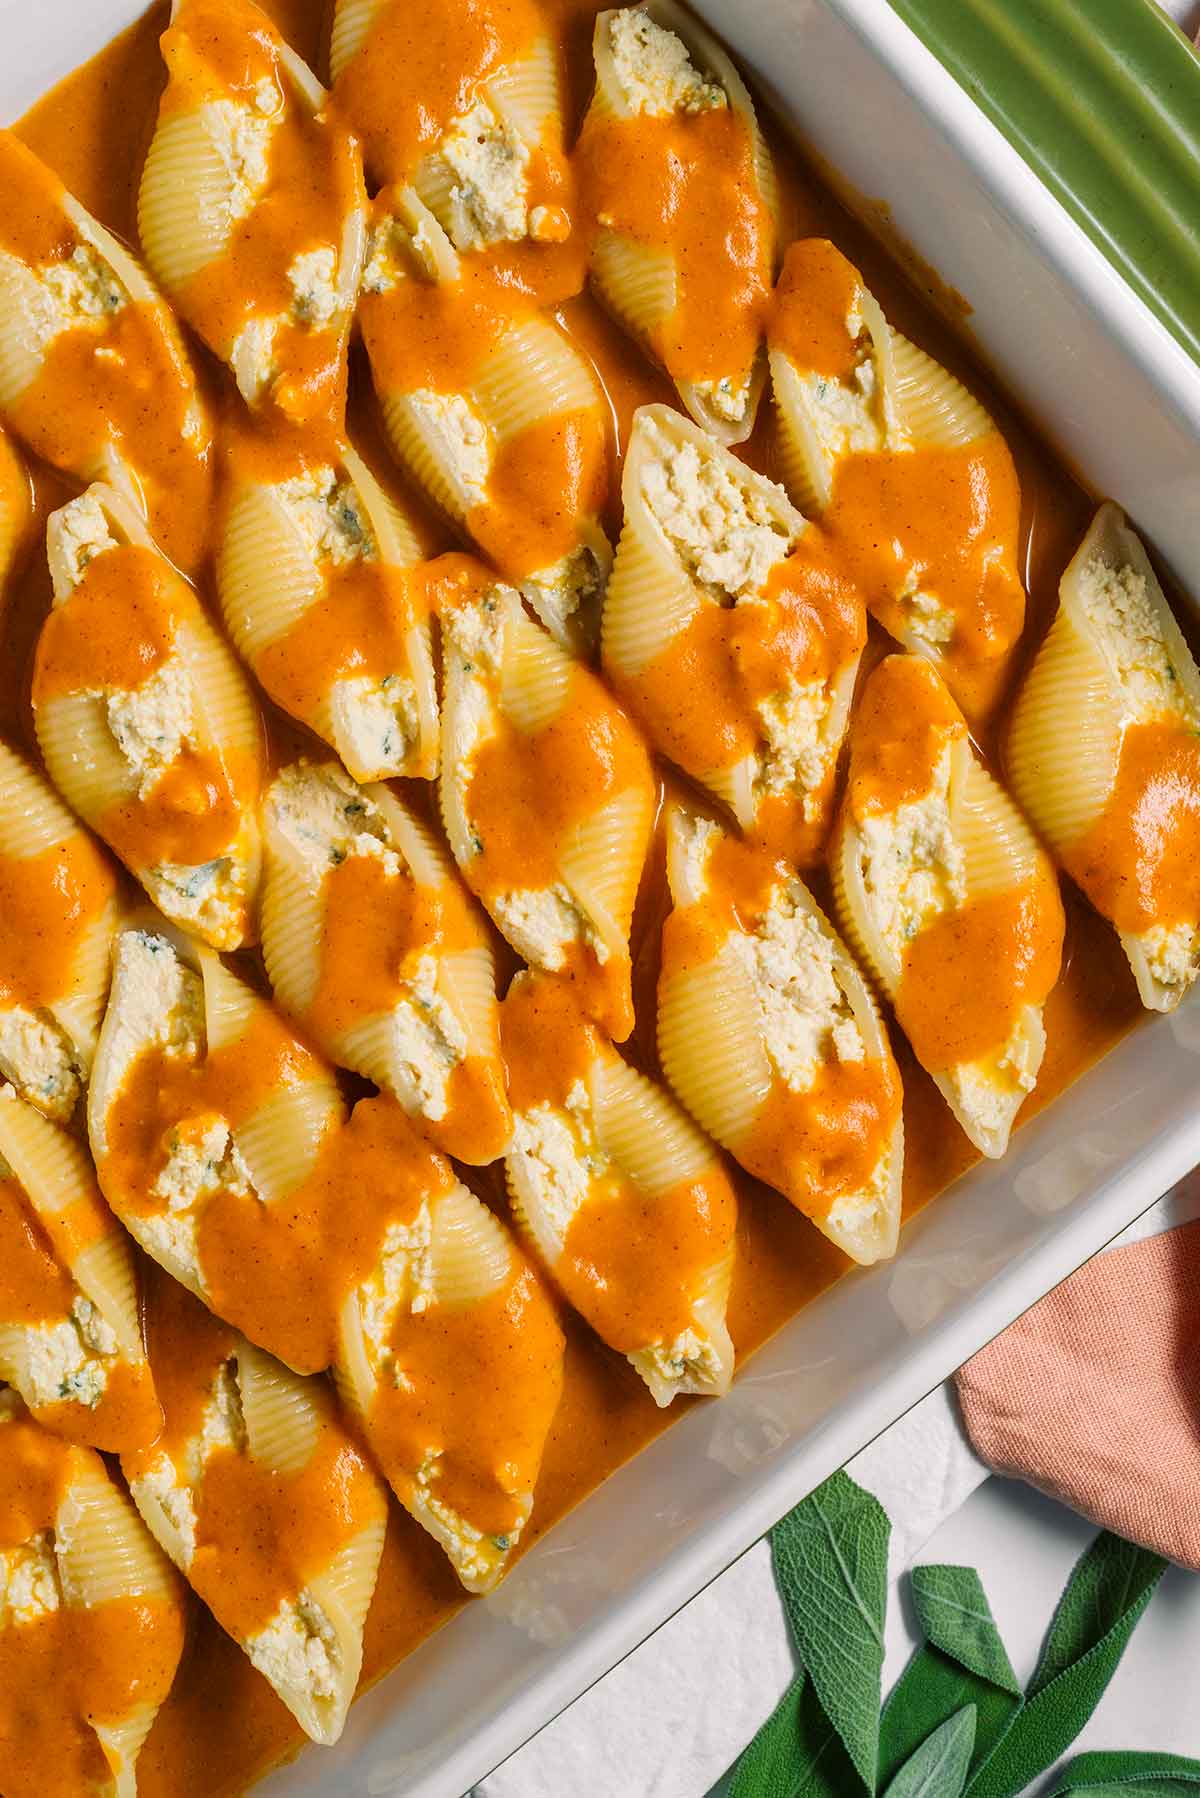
<box><xmin>404</xmin><ymin>390</ymin><xmax>492</xmax><ymax>502</ymax></box>
<box><xmin>0</xmin><ymin>1007</ymin><xmax>82</xmax><ymax>1122</ymax></box>
<box><xmin>51</xmin><ymin>489</ymin><xmax>118</xmax><ymax>590</ymax></box>
<box><xmin>755</xmin><ymin>673</ymin><xmax>840</xmax><ymax>816</ymax></box>
<box><xmin>409</xmin><ymin>1450</ymin><xmax>516</xmax><ymax>1579</ymax></box>
<box><xmin>492</xmin><ymin>886</ymin><xmax>609</xmax><ymax>972</ymax></box>
<box><xmin>856</xmin><ymin>745</ymin><xmax>965</xmax><ymax>963</ymax></box>
<box><xmin>131</xmin><ymin>1358</ymin><xmax>247</xmax><ymax>1569</ymax></box>
<box><xmin>20</xmin><ymin>242</ymin><xmax>126</xmax><ymax>359</ymax></box>
<box><xmin>204</xmin><ymin>98</ymin><xmax>274</xmax><ymax>225</ymax></box>
<box><xmin>104</xmin><ymin>654</ymin><xmax>198</xmax><ymax>799</ymax></box>
<box><xmin>330</xmin><ymin>673</ymin><xmax>419</xmax><ymax>776</ymax></box>
<box><xmin>358</xmin><ymin>1205</ymin><xmax>436</xmax><ymax>1360</ymax></box>
<box><xmin>0</xmin><ymin>1532</ymin><xmax>62</xmax><ymax>1627</ymax></box>
<box><xmin>1138</xmin><ymin>919</ymin><xmax>1200</xmax><ymax>999</ymax></box>
<box><xmin>277</xmin><ymin>469</ymin><xmax>376</xmax><ymax>567</ymax></box>
<box><xmin>606</xmin><ymin>9</ymin><xmax>727</xmax><ymax>116</ymax></box>
<box><xmin>1077</xmin><ymin>554</ymin><xmax>1197</xmax><ymax>727</ymax></box>
<box><xmin>436</xmin><ymin>98</ymin><xmax>531</xmax><ymax>251</ymax></box>
<box><xmin>22</xmin><ymin>1296</ymin><xmax>120</xmax><ymax>1412</ymax></box>
<box><xmin>729</xmin><ymin>881</ymin><xmax>864</xmax><ymax>1094</ymax></box>
<box><xmin>638</xmin><ymin>418</ymin><xmax>798</xmax><ymax>599</ymax></box>
<box><xmin>692</xmin><ymin>368</ymin><xmax>755</xmax><ymax>426</ymax></box>
<box><xmin>383</xmin><ymin>953</ymin><xmax>468</xmax><ymax>1124</ymax></box>
<box><xmin>145</xmin><ymin>858</ymin><xmax>244</xmax><ymax>944</ymax></box>
<box><xmin>508</xmin><ymin>1086</ymin><xmax>595</xmax><ymax>1258</ymax></box>
<box><xmin>247</xmin><ymin>1589</ymin><xmax>341</xmax><ymax>1705</ymax></box>
<box><xmin>287</xmin><ymin>246</ymin><xmax>341</xmax><ymax>329</ymax></box>
<box><xmin>800</xmin><ymin>342</ymin><xmax>886</xmax><ymax>470</ymax></box>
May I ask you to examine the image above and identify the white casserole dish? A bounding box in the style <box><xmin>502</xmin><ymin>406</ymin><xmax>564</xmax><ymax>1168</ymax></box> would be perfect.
<box><xmin>4</xmin><ymin>1</ymin><xmax>1200</xmax><ymax>1792</ymax></box>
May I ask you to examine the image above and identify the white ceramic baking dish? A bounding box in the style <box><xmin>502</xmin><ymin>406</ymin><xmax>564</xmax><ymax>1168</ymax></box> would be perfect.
<box><xmin>4</xmin><ymin>1</ymin><xmax>1200</xmax><ymax>1792</ymax></box>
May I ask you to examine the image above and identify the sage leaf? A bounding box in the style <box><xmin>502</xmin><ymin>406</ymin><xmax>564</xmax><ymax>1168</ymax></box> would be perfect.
<box><xmin>911</xmin><ymin>1567</ymin><xmax>1020</xmax><ymax>1694</ymax></box>
<box><xmin>1030</xmin><ymin>1535</ymin><xmax>1168</xmax><ymax>1697</ymax></box>
<box><xmin>1047</xmin><ymin>1749</ymin><xmax>1200</xmax><ymax>1794</ymax></box>
<box><xmin>770</xmin><ymin>1471</ymin><xmax>889</xmax><ymax>1791</ymax></box>
<box><xmin>879</xmin><ymin>1565</ymin><xmax>1019</xmax><ymax>1783</ymax></box>
<box><xmin>728</xmin><ymin>1676</ymin><xmax>806</xmax><ymax>1798</ymax></box>
<box><xmin>725</xmin><ymin>1672</ymin><xmax>862</xmax><ymax>1798</ymax></box>
<box><xmin>967</xmin><ymin>1533</ymin><xmax>1167</xmax><ymax>1798</ymax></box>
<box><xmin>882</xmin><ymin>1706</ymin><xmax>977</xmax><ymax>1798</ymax></box>
<box><xmin>878</xmin><ymin>1643</ymin><xmax>1019</xmax><ymax>1784</ymax></box>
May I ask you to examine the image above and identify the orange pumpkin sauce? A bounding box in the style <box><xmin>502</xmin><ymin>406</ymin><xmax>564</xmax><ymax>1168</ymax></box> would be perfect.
<box><xmin>330</xmin><ymin>0</ymin><xmax>581</xmax><ymax>301</ymax></box>
<box><xmin>158</xmin><ymin>0</ymin><xmax>364</xmax><ymax>433</ymax></box>
<box><xmin>32</xmin><ymin>542</ymin><xmax>260</xmax><ymax>874</ymax></box>
<box><xmin>0</xmin><ymin>128</ymin><xmax>212</xmax><ymax>573</ymax></box>
<box><xmin>0</xmin><ymin>829</ymin><xmax>115</xmax><ymax>1013</ymax></box>
<box><xmin>2</xmin><ymin>1</ymin><xmax>1156</xmax><ymax>1790</ymax></box>
<box><xmin>1063</xmin><ymin>719</ymin><xmax>1200</xmax><ymax>935</ymax></box>
<box><xmin>770</xmin><ymin>240</ymin><xmax>1024</xmax><ymax>714</ymax></box>
<box><xmin>358</xmin><ymin>220</ymin><xmax>608</xmax><ymax>579</ymax></box>
<box><xmin>126</xmin><ymin>1274</ymin><xmax>384</xmax><ymax>1646</ymax></box>
<box><xmin>502</xmin><ymin>972</ymin><xmax>737</xmax><ymax>1353</ymax></box>
<box><xmin>621</xmin><ymin>528</ymin><xmax>865</xmax><ymax>866</ymax></box>
<box><xmin>0</xmin><ymin>428</ymin><xmax>32</xmax><ymax>587</ymax></box>
<box><xmin>575</xmin><ymin>70</ymin><xmax>774</xmax><ymax>398</ymax></box>
<box><xmin>0</xmin><ymin>1408</ymin><xmax>185</xmax><ymax>1798</ymax></box>
<box><xmin>850</xmin><ymin>655</ymin><xmax>1065</xmax><ymax>1074</ymax></box>
<box><xmin>370</xmin><ymin>1255</ymin><xmax>565</xmax><ymax>1540</ymax></box>
<box><xmin>660</xmin><ymin>827</ymin><xmax>902</xmax><ymax>1222</ymax></box>
<box><xmin>301</xmin><ymin>840</ymin><xmax>511</xmax><ymax>1164</ymax></box>
<box><xmin>449</xmin><ymin>579</ymin><xmax>654</xmax><ymax>1036</ymax></box>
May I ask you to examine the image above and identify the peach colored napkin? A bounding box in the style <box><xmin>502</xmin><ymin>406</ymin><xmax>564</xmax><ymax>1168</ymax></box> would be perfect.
<box><xmin>955</xmin><ymin>1217</ymin><xmax>1200</xmax><ymax>1568</ymax></box>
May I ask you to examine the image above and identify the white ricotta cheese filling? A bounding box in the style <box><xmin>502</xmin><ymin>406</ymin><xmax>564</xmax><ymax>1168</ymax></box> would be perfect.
<box><xmin>0</xmin><ymin>1532</ymin><xmax>62</xmax><ymax>1627</ymax></box>
<box><xmin>521</xmin><ymin>543</ymin><xmax>606</xmax><ymax>641</ymax></box>
<box><xmin>508</xmin><ymin>1087</ymin><xmax>595</xmax><ymax>1258</ymax></box>
<box><xmin>436</xmin><ymin>98</ymin><xmax>531</xmax><ymax>250</ymax></box>
<box><xmin>606</xmin><ymin>9</ymin><xmax>727</xmax><ymax>116</ymax></box>
<box><xmin>856</xmin><ymin>743</ymin><xmax>965</xmax><ymax>963</ymax></box>
<box><xmin>248</xmin><ymin>1589</ymin><xmax>341</xmax><ymax>1703</ymax></box>
<box><xmin>634</xmin><ymin>1326</ymin><xmax>724</xmax><ymax>1389</ymax></box>
<box><xmin>104</xmin><ymin>654</ymin><xmax>198</xmax><ymax>798</ymax></box>
<box><xmin>22</xmin><ymin>1296</ymin><xmax>120</xmax><ymax>1412</ymax></box>
<box><xmin>204</xmin><ymin>97</ymin><xmax>274</xmax><ymax>225</ymax></box>
<box><xmin>277</xmin><ymin>469</ymin><xmax>377</xmax><ymax>567</ymax></box>
<box><xmin>287</xmin><ymin>246</ymin><xmax>340</xmax><ymax>328</ymax></box>
<box><xmin>691</xmin><ymin>368</ymin><xmax>755</xmax><ymax>425</ymax></box>
<box><xmin>330</xmin><ymin>674</ymin><xmax>420</xmax><ymax>776</ymax></box>
<box><xmin>1077</xmin><ymin>554</ymin><xmax>1197</xmax><ymax>726</ymax></box>
<box><xmin>51</xmin><ymin>489</ymin><xmax>118</xmax><ymax>590</ymax></box>
<box><xmin>230</xmin><ymin>314</ymin><xmax>280</xmax><ymax>406</ymax></box>
<box><xmin>357</xmin><ymin>1207</ymin><xmax>436</xmax><ymax>1371</ymax></box>
<box><xmin>638</xmin><ymin>418</ymin><xmax>799</xmax><ymax>598</ymax></box>
<box><xmin>405</xmin><ymin>390</ymin><xmax>492</xmax><ymax>501</ymax></box>
<box><xmin>0</xmin><ymin>1007</ymin><xmax>82</xmax><ymax>1122</ymax></box>
<box><xmin>901</xmin><ymin>576</ymin><xmax>957</xmax><ymax>648</ymax></box>
<box><xmin>144</xmin><ymin>858</ymin><xmax>244</xmax><ymax>945</ymax></box>
<box><xmin>492</xmin><ymin>885</ymin><xmax>609</xmax><ymax>971</ymax></box>
<box><xmin>382</xmin><ymin>953</ymin><xmax>469</xmax><ymax>1124</ymax></box>
<box><xmin>729</xmin><ymin>881</ymin><xmax>864</xmax><ymax>1094</ymax></box>
<box><xmin>131</xmin><ymin>1358</ymin><xmax>247</xmax><ymax>1570</ymax></box>
<box><xmin>1138</xmin><ymin>919</ymin><xmax>1200</xmax><ymax>999</ymax></box>
<box><xmin>755</xmin><ymin>673</ymin><xmax>840</xmax><ymax>815</ymax></box>
<box><xmin>799</xmin><ymin>345</ymin><xmax>886</xmax><ymax>470</ymax></box>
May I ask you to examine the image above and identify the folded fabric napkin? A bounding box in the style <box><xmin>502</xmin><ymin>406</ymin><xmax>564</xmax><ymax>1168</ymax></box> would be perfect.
<box><xmin>956</xmin><ymin>1206</ymin><xmax>1200</xmax><ymax>1569</ymax></box>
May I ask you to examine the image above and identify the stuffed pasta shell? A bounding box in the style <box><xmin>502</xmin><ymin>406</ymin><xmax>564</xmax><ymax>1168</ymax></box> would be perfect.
<box><xmin>0</xmin><ymin>1391</ymin><xmax>185</xmax><ymax>1798</ymax></box>
<box><xmin>0</xmin><ymin>1087</ymin><xmax>159</xmax><ymax>1453</ymax></box>
<box><xmin>576</xmin><ymin>2</ymin><xmax>777</xmax><ymax>443</ymax></box>
<box><xmin>1008</xmin><ymin>505</ymin><xmax>1200</xmax><ymax>1011</ymax></box>
<box><xmin>501</xmin><ymin>970</ymin><xmax>737</xmax><ymax>1404</ymax></box>
<box><xmin>768</xmin><ymin>240</ymin><xmax>1024</xmax><ymax>713</ymax></box>
<box><xmin>139</xmin><ymin>0</ymin><xmax>366</xmax><ymax>430</ymax></box>
<box><xmin>261</xmin><ymin>760</ymin><xmax>510</xmax><ymax>1164</ymax></box>
<box><xmin>833</xmin><ymin>655</ymin><xmax>1064</xmax><ymax>1158</ymax></box>
<box><xmin>602</xmin><ymin>405</ymin><xmax>864</xmax><ymax>866</ymax></box>
<box><xmin>334</xmin><ymin>1095</ymin><xmax>565</xmax><ymax>1593</ymax></box>
<box><xmin>0</xmin><ymin>130</ymin><xmax>211</xmax><ymax>573</ymax></box>
<box><xmin>0</xmin><ymin>427</ymin><xmax>29</xmax><ymax>595</ymax></box>
<box><xmin>0</xmin><ymin>742</ymin><xmax>121</xmax><ymax>1121</ymax></box>
<box><xmin>438</xmin><ymin>560</ymin><xmax>655</xmax><ymax>1040</ymax></box>
<box><xmin>33</xmin><ymin>485</ymin><xmax>264</xmax><ymax>951</ymax></box>
<box><xmin>359</xmin><ymin>189</ymin><xmax>610</xmax><ymax>651</ymax></box>
<box><xmin>88</xmin><ymin>923</ymin><xmax>346</xmax><ymax>1373</ymax></box>
<box><xmin>658</xmin><ymin>807</ymin><xmax>903</xmax><ymax>1265</ymax></box>
<box><xmin>217</xmin><ymin>431</ymin><xmax>437</xmax><ymax>780</ymax></box>
<box><xmin>330</xmin><ymin>0</ymin><xmax>577</xmax><ymax>291</ymax></box>
<box><xmin>125</xmin><ymin>1273</ymin><xmax>387</xmax><ymax>1746</ymax></box>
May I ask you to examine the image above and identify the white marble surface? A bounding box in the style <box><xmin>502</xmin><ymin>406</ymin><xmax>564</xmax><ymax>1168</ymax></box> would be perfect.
<box><xmin>473</xmin><ymin>4</ymin><xmax>1200</xmax><ymax>1792</ymax></box>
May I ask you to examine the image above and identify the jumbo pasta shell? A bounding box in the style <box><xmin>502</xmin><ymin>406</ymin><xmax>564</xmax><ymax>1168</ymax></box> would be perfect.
<box><xmin>658</xmin><ymin>947</ymin><xmax>771</xmax><ymax>1150</ymax></box>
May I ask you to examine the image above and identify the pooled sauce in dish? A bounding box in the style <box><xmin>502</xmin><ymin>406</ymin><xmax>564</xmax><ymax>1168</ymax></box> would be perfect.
<box><xmin>0</xmin><ymin>0</ymin><xmax>1151</xmax><ymax>1789</ymax></box>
